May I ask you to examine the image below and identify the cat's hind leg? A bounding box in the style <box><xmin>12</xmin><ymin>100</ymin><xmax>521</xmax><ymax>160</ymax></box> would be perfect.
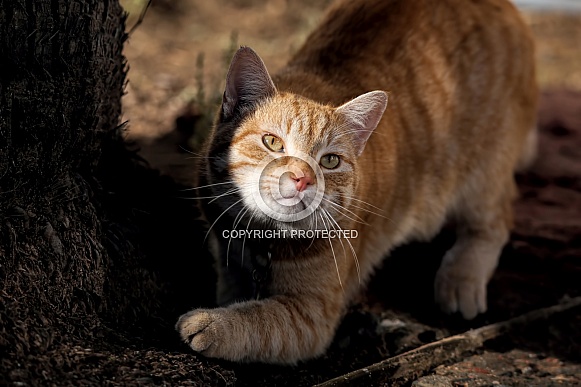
<box><xmin>434</xmin><ymin>176</ymin><xmax>516</xmax><ymax>319</ymax></box>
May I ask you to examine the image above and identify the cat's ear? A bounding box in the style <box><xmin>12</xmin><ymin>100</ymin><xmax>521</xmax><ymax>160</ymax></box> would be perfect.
<box><xmin>221</xmin><ymin>46</ymin><xmax>277</xmax><ymax>121</ymax></box>
<box><xmin>335</xmin><ymin>91</ymin><xmax>388</xmax><ymax>156</ymax></box>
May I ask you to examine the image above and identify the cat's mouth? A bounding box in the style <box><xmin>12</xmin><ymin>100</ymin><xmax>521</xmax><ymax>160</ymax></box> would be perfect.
<box><xmin>272</xmin><ymin>187</ymin><xmax>308</xmax><ymax>206</ymax></box>
<box><xmin>253</xmin><ymin>184</ymin><xmax>321</xmax><ymax>225</ymax></box>
<box><xmin>264</xmin><ymin>188</ymin><xmax>314</xmax><ymax>214</ymax></box>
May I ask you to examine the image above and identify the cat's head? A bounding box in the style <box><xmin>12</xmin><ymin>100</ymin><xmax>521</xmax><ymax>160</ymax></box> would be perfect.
<box><xmin>209</xmin><ymin>47</ymin><xmax>387</xmax><ymax>231</ymax></box>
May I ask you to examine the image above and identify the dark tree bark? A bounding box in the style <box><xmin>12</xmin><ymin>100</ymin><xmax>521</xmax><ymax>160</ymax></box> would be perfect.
<box><xmin>0</xmin><ymin>1</ymin><xmax>226</xmax><ymax>384</ymax></box>
<box><xmin>1</xmin><ymin>0</ymin><xmax>126</xmax><ymax>346</ymax></box>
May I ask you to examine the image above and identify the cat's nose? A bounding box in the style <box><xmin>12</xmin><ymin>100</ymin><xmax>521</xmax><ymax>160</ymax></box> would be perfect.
<box><xmin>290</xmin><ymin>172</ymin><xmax>313</xmax><ymax>192</ymax></box>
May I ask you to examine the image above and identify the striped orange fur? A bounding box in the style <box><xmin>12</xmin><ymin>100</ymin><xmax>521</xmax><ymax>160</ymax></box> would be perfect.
<box><xmin>176</xmin><ymin>0</ymin><xmax>538</xmax><ymax>364</ymax></box>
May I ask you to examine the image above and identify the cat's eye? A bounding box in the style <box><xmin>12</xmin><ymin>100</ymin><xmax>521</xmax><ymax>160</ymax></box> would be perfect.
<box><xmin>320</xmin><ymin>154</ymin><xmax>340</xmax><ymax>169</ymax></box>
<box><xmin>262</xmin><ymin>134</ymin><xmax>284</xmax><ymax>152</ymax></box>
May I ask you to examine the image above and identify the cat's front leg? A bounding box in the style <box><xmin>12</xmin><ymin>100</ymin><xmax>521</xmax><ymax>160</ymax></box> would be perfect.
<box><xmin>176</xmin><ymin>256</ymin><xmax>345</xmax><ymax>364</ymax></box>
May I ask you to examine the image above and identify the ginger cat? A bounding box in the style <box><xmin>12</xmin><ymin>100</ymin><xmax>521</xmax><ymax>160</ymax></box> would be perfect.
<box><xmin>176</xmin><ymin>0</ymin><xmax>538</xmax><ymax>364</ymax></box>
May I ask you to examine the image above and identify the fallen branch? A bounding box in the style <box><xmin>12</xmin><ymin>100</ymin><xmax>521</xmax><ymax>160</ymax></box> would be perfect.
<box><xmin>314</xmin><ymin>296</ymin><xmax>581</xmax><ymax>387</ymax></box>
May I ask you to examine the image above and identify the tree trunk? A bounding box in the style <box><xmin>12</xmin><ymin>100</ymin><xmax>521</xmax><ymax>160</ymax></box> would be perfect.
<box><xmin>0</xmin><ymin>1</ymin><xmax>221</xmax><ymax>383</ymax></box>
<box><xmin>1</xmin><ymin>0</ymin><xmax>126</xmax><ymax>345</ymax></box>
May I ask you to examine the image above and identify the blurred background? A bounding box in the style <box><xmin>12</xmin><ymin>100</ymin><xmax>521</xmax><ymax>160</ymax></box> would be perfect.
<box><xmin>118</xmin><ymin>0</ymin><xmax>581</xmax><ymax>181</ymax></box>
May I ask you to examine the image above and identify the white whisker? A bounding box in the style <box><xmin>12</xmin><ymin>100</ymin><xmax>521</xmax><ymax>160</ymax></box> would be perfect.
<box><xmin>323</xmin><ymin>209</ymin><xmax>348</xmax><ymax>263</ymax></box>
<box><xmin>322</xmin><ymin>197</ymin><xmax>369</xmax><ymax>225</ymax></box>
<box><xmin>233</xmin><ymin>206</ymin><xmax>250</xmax><ymax>230</ymax></box>
<box><xmin>324</xmin><ymin>208</ymin><xmax>361</xmax><ymax>284</ymax></box>
<box><xmin>319</xmin><ymin>211</ymin><xmax>344</xmax><ymax>292</ymax></box>
<box><xmin>179</xmin><ymin>192</ymin><xmax>238</xmax><ymax>201</ymax></box>
<box><xmin>208</xmin><ymin>188</ymin><xmax>242</xmax><ymax>203</ymax></box>
<box><xmin>304</xmin><ymin>212</ymin><xmax>318</xmax><ymax>251</ymax></box>
<box><xmin>181</xmin><ymin>181</ymin><xmax>235</xmax><ymax>191</ymax></box>
<box><xmin>227</xmin><ymin>205</ymin><xmax>250</xmax><ymax>267</ymax></box>
<box><xmin>347</xmin><ymin>202</ymin><xmax>389</xmax><ymax>220</ymax></box>
<box><xmin>179</xmin><ymin>147</ymin><xmax>225</xmax><ymax>160</ymax></box>
<box><xmin>336</xmin><ymin>194</ymin><xmax>397</xmax><ymax>225</ymax></box>
<box><xmin>204</xmin><ymin>198</ymin><xmax>245</xmax><ymax>244</ymax></box>
<box><xmin>241</xmin><ymin>210</ymin><xmax>257</xmax><ymax>267</ymax></box>
<box><xmin>337</xmin><ymin>194</ymin><xmax>383</xmax><ymax>210</ymax></box>
<box><xmin>177</xmin><ymin>187</ymin><xmax>241</xmax><ymax>201</ymax></box>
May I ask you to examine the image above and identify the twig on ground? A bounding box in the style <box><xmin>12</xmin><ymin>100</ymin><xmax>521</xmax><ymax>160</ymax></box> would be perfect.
<box><xmin>314</xmin><ymin>296</ymin><xmax>581</xmax><ymax>387</ymax></box>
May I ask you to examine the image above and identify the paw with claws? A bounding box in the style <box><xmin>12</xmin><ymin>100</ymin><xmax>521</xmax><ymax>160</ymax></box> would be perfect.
<box><xmin>176</xmin><ymin>309</ymin><xmax>227</xmax><ymax>357</ymax></box>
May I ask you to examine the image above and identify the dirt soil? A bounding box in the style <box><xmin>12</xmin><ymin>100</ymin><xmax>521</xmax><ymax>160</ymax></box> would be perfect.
<box><xmin>3</xmin><ymin>1</ymin><xmax>581</xmax><ymax>386</ymax></box>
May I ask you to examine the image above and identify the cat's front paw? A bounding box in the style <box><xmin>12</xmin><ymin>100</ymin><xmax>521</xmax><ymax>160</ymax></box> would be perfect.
<box><xmin>176</xmin><ymin>309</ymin><xmax>227</xmax><ymax>357</ymax></box>
<box><xmin>434</xmin><ymin>266</ymin><xmax>487</xmax><ymax>320</ymax></box>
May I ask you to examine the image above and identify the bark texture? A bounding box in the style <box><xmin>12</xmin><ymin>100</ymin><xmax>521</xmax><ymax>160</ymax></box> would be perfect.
<box><xmin>0</xmin><ymin>0</ymin><xmax>126</xmax><ymax>352</ymax></box>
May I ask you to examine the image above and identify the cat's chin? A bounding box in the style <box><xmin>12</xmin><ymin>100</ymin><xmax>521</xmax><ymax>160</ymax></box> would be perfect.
<box><xmin>259</xmin><ymin>197</ymin><xmax>311</xmax><ymax>218</ymax></box>
<box><xmin>252</xmin><ymin>211</ymin><xmax>317</xmax><ymax>232</ymax></box>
